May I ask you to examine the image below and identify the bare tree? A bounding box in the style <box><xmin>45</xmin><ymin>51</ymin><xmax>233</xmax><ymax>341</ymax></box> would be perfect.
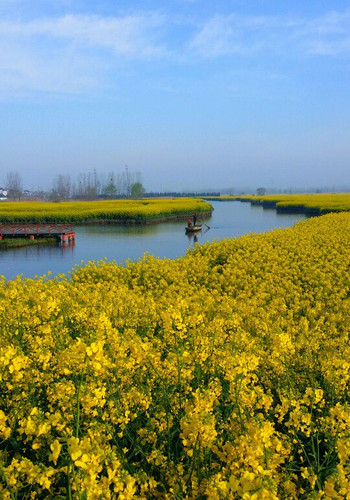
<box><xmin>73</xmin><ymin>172</ymin><xmax>98</xmax><ymax>200</ymax></box>
<box><xmin>71</xmin><ymin>168</ymin><xmax>145</xmax><ymax>199</ymax></box>
<box><xmin>117</xmin><ymin>167</ymin><xmax>143</xmax><ymax>197</ymax></box>
<box><xmin>5</xmin><ymin>171</ymin><xmax>23</xmax><ymax>200</ymax></box>
<box><xmin>52</xmin><ymin>174</ymin><xmax>72</xmax><ymax>200</ymax></box>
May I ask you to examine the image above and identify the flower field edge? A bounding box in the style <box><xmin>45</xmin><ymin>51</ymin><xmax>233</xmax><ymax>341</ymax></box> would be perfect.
<box><xmin>0</xmin><ymin>212</ymin><xmax>349</xmax><ymax>499</ymax></box>
<box><xmin>207</xmin><ymin>193</ymin><xmax>350</xmax><ymax>215</ymax></box>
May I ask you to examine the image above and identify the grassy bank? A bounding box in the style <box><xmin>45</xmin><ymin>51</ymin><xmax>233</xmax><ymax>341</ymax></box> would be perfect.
<box><xmin>0</xmin><ymin>237</ymin><xmax>58</xmax><ymax>249</ymax></box>
<box><xmin>207</xmin><ymin>193</ymin><xmax>350</xmax><ymax>215</ymax></box>
<box><xmin>0</xmin><ymin>198</ymin><xmax>212</xmax><ymax>224</ymax></box>
<box><xmin>0</xmin><ymin>212</ymin><xmax>350</xmax><ymax>498</ymax></box>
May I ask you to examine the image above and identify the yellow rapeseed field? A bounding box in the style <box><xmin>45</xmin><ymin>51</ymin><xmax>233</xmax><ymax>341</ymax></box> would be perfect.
<box><xmin>0</xmin><ymin>198</ymin><xmax>212</xmax><ymax>223</ymax></box>
<box><xmin>0</xmin><ymin>212</ymin><xmax>350</xmax><ymax>498</ymax></box>
<box><xmin>216</xmin><ymin>193</ymin><xmax>350</xmax><ymax>215</ymax></box>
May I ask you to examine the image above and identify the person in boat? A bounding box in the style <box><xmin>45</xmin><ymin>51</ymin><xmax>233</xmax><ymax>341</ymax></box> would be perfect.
<box><xmin>192</xmin><ymin>213</ymin><xmax>198</xmax><ymax>226</ymax></box>
<box><xmin>188</xmin><ymin>218</ymin><xmax>192</xmax><ymax>227</ymax></box>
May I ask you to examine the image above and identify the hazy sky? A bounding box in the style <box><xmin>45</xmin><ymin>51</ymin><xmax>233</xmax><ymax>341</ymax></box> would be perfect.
<box><xmin>1</xmin><ymin>0</ymin><xmax>350</xmax><ymax>192</ymax></box>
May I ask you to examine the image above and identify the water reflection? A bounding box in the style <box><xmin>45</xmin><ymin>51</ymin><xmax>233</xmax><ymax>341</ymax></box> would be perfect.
<box><xmin>80</xmin><ymin>223</ymin><xmax>160</xmax><ymax>237</ymax></box>
<box><xmin>186</xmin><ymin>226</ymin><xmax>211</xmax><ymax>245</ymax></box>
<box><xmin>186</xmin><ymin>232</ymin><xmax>199</xmax><ymax>244</ymax></box>
<box><xmin>61</xmin><ymin>240</ymin><xmax>75</xmax><ymax>249</ymax></box>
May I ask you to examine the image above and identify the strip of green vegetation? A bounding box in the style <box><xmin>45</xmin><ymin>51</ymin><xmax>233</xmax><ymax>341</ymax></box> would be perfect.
<box><xmin>203</xmin><ymin>195</ymin><xmax>237</xmax><ymax>201</ymax></box>
<box><xmin>0</xmin><ymin>237</ymin><xmax>58</xmax><ymax>249</ymax></box>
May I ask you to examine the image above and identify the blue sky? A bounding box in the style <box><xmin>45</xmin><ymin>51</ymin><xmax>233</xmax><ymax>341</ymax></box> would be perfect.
<box><xmin>1</xmin><ymin>0</ymin><xmax>350</xmax><ymax>192</ymax></box>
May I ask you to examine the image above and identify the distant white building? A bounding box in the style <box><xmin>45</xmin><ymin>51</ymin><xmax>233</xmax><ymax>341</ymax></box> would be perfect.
<box><xmin>0</xmin><ymin>187</ymin><xmax>8</xmax><ymax>200</ymax></box>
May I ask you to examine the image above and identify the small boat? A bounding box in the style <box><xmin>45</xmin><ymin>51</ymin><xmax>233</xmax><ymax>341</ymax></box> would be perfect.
<box><xmin>185</xmin><ymin>224</ymin><xmax>202</xmax><ymax>233</ymax></box>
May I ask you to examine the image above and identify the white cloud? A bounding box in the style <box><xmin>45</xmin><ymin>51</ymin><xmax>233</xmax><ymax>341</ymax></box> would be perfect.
<box><xmin>0</xmin><ymin>42</ymin><xmax>102</xmax><ymax>96</ymax></box>
<box><xmin>1</xmin><ymin>8</ymin><xmax>350</xmax><ymax>98</ymax></box>
<box><xmin>297</xmin><ymin>10</ymin><xmax>350</xmax><ymax>55</ymax></box>
<box><xmin>297</xmin><ymin>10</ymin><xmax>350</xmax><ymax>36</ymax></box>
<box><xmin>189</xmin><ymin>10</ymin><xmax>350</xmax><ymax>58</ymax></box>
<box><xmin>189</xmin><ymin>14</ymin><xmax>272</xmax><ymax>56</ymax></box>
<box><xmin>0</xmin><ymin>13</ymin><xmax>166</xmax><ymax>57</ymax></box>
<box><xmin>0</xmin><ymin>12</ymin><xmax>167</xmax><ymax>96</ymax></box>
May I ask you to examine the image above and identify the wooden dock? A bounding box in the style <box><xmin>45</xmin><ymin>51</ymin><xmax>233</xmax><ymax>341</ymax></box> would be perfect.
<box><xmin>0</xmin><ymin>224</ymin><xmax>75</xmax><ymax>243</ymax></box>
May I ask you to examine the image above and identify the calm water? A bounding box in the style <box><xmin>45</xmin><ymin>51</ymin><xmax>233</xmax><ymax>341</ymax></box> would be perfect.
<box><xmin>0</xmin><ymin>201</ymin><xmax>307</xmax><ymax>280</ymax></box>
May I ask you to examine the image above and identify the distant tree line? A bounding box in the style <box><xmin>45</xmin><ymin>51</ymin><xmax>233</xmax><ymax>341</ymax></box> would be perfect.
<box><xmin>50</xmin><ymin>168</ymin><xmax>145</xmax><ymax>201</ymax></box>
<box><xmin>3</xmin><ymin>168</ymin><xmax>146</xmax><ymax>201</ymax></box>
<box><xmin>146</xmin><ymin>191</ymin><xmax>221</xmax><ymax>198</ymax></box>
<box><xmin>5</xmin><ymin>169</ymin><xmax>350</xmax><ymax>201</ymax></box>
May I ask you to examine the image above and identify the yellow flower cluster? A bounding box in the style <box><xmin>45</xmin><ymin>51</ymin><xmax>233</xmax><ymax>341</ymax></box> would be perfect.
<box><xmin>216</xmin><ymin>193</ymin><xmax>350</xmax><ymax>215</ymax></box>
<box><xmin>0</xmin><ymin>212</ymin><xmax>349</xmax><ymax>498</ymax></box>
<box><xmin>0</xmin><ymin>198</ymin><xmax>212</xmax><ymax>223</ymax></box>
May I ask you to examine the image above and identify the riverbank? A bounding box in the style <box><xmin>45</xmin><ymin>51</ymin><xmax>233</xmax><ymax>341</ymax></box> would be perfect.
<box><xmin>205</xmin><ymin>193</ymin><xmax>350</xmax><ymax>215</ymax></box>
<box><xmin>78</xmin><ymin>210</ymin><xmax>213</xmax><ymax>225</ymax></box>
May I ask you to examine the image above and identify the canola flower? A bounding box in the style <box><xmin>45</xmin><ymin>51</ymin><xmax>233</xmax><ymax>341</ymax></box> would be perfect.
<box><xmin>209</xmin><ymin>193</ymin><xmax>350</xmax><ymax>215</ymax></box>
<box><xmin>0</xmin><ymin>212</ymin><xmax>349</xmax><ymax>498</ymax></box>
<box><xmin>0</xmin><ymin>198</ymin><xmax>212</xmax><ymax>224</ymax></box>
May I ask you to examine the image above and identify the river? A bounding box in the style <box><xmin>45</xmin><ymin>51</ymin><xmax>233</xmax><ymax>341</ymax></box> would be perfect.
<box><xmin>0</xmin><ymin>201</ymin><xmax>307</xmax><ymax>280</ymax></box>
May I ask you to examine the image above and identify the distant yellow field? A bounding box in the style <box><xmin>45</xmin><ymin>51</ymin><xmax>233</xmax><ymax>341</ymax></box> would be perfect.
<box><xmin>0</xmin><ymin>198</ymin><xmax>212</xmax><ymax>223</ymax></box>
<box><xmin>210</xmin><ymin>193</ymin><xmax>350</xmax><ymax>214</ymax></box>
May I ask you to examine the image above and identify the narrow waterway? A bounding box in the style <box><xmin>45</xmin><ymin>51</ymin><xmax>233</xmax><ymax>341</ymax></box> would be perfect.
<box><xmin>0</xmin><ymin>201</ymin><xmax>307</xmax><ymax>280</ymax></box>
